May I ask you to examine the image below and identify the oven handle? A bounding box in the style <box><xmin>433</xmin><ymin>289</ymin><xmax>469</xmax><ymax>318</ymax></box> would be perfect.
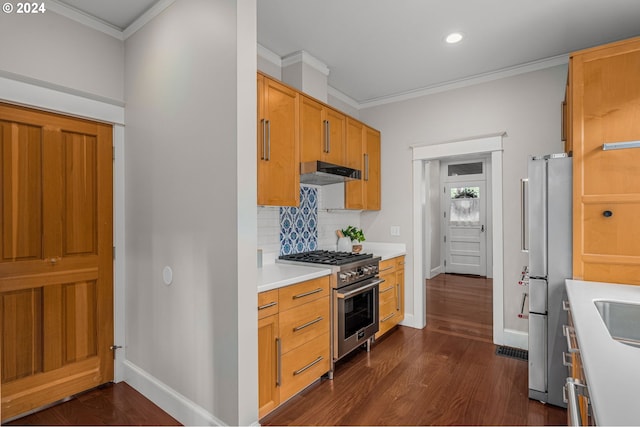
<box><xmin>337</xmin><ymin>279</ymin><xmax>384</xmax><ymax>299</ymax></box>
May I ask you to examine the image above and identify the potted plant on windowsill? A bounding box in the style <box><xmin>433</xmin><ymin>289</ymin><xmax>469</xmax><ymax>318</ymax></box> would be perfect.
<box><xmin>341</xmin><ymin>226</ymin><xmax>365</xmax><ymax>253</ymax></box>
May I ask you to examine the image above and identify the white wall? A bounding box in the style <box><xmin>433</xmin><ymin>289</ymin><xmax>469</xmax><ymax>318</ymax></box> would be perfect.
<box><xmin>124</xmin><ymin>1</ymin><xmax>257</xmax><ymax>425</ymax></box>
<box><xmin>360</xmin><ymin>65</ymin><xmax>568</xmax><ymax>332</ymax></box>
<box><xmin>0</xmin><ymin>10</ymin><xmax>124</xmax><ymax>102</ymax></box>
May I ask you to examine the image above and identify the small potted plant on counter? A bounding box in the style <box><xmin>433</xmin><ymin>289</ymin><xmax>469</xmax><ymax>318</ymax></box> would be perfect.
<box><xmin>342</xmin><ymin>225</ymin><xmax>365</xmax><ymax>253</ymax></box>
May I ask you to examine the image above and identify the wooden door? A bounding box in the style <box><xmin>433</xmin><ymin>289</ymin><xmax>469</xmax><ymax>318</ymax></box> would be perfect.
<box><xmin>257</xmin><ymin>314</ymin><xmax>279</xmax><ymax>418</ymax></box>
<box><xmin>299</xmin><ymin>96</ymin><xmax>324</xmax><ymax>164</ymax></box>
<box><xmin>257</xmin><ymin>74</ymin><xmax>300</xmax><ymax>206</ymax></box>
<box><xmin>345</xmin><ymin>118</ymin><xmax>364</xmax><ymax>209</ymax></box>
<box><xmin>364</xmin><ymin>127</ymin><xmax>381</xmax><ymax>210</ymax></box>
<box><xmin>571</xmin><ymin>37</ymin><xmax>640</xmax><ymax>284</ymax></box>
<box><xmin>324</xmin><ymin>107</ymin><xmax>346</xmax><ymax>166</ymax></box>
<box><xmin>0</xmin><ymin>103</ymin><xmax>113</xmax><ymax>421</ymax></box>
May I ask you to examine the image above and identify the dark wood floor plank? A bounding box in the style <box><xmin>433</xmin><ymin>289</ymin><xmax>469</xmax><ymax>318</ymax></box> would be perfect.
<box><xmin>261</xmin><ymin>274</ymin><xmax>566</xmax><ymax>426</ymax></box>
<box><xmin>6</xmin><ymin>382</ymin><xmax>181</xmax><ymax>426</ymax></box>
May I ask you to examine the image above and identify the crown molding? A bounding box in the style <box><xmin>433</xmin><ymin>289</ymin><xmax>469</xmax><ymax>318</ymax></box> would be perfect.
<box><xmin>45</xmin><ymin>0</ymin><xmax>175</xmax><ymax>41</ymax></box>
<box><xmin>122</xmin><ymin>0</ymin><xmax>175</xmax><ymax>40</ymax></box>
<box><xmin>46</xmin><ymin>0</ymin><xmax>124</xmax><ymax>40</ymax></box>
<box><xmin>327</xmin><ymin>86</ymin><xmax>360</xmax><ymax>111</ymax></box>
<box><xmin>257</xmin><ymin>44</ymin><xmax>282</xmax><ymax>68</ymax></box>
<box><xmin>281</xmin><ymin>50</ymin><xmax>330</xmax><ymax>76</ymax></box>
<box><xmin>359</xmin><ymin>54</ymin><xmax>569</xmax><ymax>109</ymax></box>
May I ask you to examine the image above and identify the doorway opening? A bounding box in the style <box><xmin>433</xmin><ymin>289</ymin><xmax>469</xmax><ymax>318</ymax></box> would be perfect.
<box><xmin>411</xmin><ymin>133</ymin><xmax>506</xmax><ymax>345</ymax></box>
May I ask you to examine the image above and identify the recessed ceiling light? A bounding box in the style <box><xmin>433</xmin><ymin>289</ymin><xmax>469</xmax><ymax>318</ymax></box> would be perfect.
<box><xmin>445</xmin><ymin>32</ymin><xmax>464</xmax><ymax>44</ymax></box>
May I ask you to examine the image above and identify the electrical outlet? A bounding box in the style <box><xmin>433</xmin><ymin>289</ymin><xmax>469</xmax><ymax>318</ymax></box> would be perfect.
<box><xmin>390</xmin><ymin>226</ymin><xmax>400</xmax><ymax>236</ymax></box>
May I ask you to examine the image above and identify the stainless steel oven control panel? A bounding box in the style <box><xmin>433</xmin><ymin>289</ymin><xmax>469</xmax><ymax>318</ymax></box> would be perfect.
<box><xmin>337</xmin><ymin>262</ymin><xmax>379</xmax><ymax>286</ymax></box>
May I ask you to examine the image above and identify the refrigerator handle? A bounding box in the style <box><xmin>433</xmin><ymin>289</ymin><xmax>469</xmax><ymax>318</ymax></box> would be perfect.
<box><xmin>521</xmin><ymin>178</ymin><xmax>529</xmax><ymax>251</ymax></box>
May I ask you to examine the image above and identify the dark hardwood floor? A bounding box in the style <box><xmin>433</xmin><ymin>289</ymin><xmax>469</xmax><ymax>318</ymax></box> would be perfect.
<box><xmin>261</xmin><ymin>274</ymin><xmax>566</xmax><ymax>426</ymax></box>
<box><xmin>5</xmin><ymin>382</ymin><xmax>180</xmax><ymax>426</ymax></box>
<box><xmin>6</xmin><ymin>274</ymin><xmax>566</xmax><ymax>426</ymax></box>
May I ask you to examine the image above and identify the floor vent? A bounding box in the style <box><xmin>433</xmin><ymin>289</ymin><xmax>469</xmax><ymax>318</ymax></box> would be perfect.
<box><xmin>496</xmin><ymin>346</ymin><xmax>528</xmax><ymax>361</ymax></box>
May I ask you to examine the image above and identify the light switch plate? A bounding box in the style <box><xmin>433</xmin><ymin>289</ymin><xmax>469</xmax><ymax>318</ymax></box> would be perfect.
<box><xmin>390</xmin><ymin>226</ymin><xmax>400</xmax><ymax>236</ymax></box>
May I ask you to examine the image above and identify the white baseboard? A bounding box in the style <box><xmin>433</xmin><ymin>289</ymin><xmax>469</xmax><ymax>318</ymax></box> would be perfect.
<box><xmin>399</xmin><ymin>313</ymin><xmax>418</xmax><ymax>329</ymax></box>
<box><xmin>122</xmin><ymin>360</ymin><xmax>228</xmax><ymax>426</ymax></box>
<box><xmin>501</xmin><ymin>329</ymin><xmax>528</xmax><ymax>350</ymax></box>
<box><xmin>429</xmin><ymin>265</ymin><xmax>442</xmax><ymax>279</ymax></box>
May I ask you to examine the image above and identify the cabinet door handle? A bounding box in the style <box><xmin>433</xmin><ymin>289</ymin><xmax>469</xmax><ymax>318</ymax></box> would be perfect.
<box><xmin>364</xmin><ymin>153</ymin><xmax>369</xmax><ymax>181</ymax></box>
<box><xmin>293</xmin><ymin>316</ymin><xmax>323</xmax><ymax>332</ymax></box>
<box><xmin>260</xmin><ymin>119</ymin><xmax>266</xmax><ymax>160</ymax></box>
<box><xmin>293</xmin><ymin>356</ymin><xmax>323</xmax><ymax>376</ymax></box>
<box><xmin>266</xmin><ymin>119</ymin><xmax>271</xmax><ymax>161</ymax></box>
<box><xmin>521</xmin><ymin>178</ymin><xmax>528</xmax><ymax>251</ymax></box>
<box><xmin>326</xmin><ymin>120</ymin><xmax>331</xmax><ymax>153</ymax></box>
<box><xmin>602</xmin><ymin>140</ymin><xmax>640</xmax><ymax>151</ymax></box>
<box><xmin>396</xmin><ymin>283</ymin><xmax>401</xmax><ymax>311</ymax></box>
<box><xmin>276</xmin><ymin>337</ymin><xmax>282</xmax><ymax>386</ymax></box>
<box><xmin>258</xmin><ymin>301</ymin><xmax>277</xmax><ymax>310</ymax></box>
<box><xmin>292</xmin><ymin>287</ymin><xmax>323</xmax><ymax>300</ymax></box>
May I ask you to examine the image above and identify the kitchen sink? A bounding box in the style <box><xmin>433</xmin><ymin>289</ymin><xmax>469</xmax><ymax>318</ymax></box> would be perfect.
<box><xmin>594</xmin><ymin>300</ymin><xmax>640</xmax><ymax>348</ymax></box>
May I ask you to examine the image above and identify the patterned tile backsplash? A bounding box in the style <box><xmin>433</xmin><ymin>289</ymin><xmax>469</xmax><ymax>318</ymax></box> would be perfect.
<box><xmin>280</xmin><ymin>186</ymin><xmax>318</xmax><ymax>255</ymax></box>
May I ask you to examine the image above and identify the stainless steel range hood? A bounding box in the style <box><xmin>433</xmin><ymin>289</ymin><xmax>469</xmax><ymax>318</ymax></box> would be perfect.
<box><xmin>300</xmin><ymin>161</ymin><xmax>361</xmax><ymax>185</ymax></box>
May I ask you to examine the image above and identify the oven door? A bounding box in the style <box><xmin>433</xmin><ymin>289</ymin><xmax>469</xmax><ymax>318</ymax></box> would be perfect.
<box><xmin>335</xmin><ymin>277</ymin><xmax>382</xmax><ymax>360</ymax></box>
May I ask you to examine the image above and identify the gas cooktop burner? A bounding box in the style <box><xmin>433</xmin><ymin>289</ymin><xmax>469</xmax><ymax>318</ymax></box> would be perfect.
<box><xmin>279</xmin><ymin>250</ymin><xmax>373</xmax><ymax>265</ymax></box>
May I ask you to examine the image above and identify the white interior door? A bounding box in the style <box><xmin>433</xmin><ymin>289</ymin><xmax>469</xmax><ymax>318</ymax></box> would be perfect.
<box><xmin>443</xmin><ymin>181</ymin><xmax>487</xmax><ymax>276</ymax></box>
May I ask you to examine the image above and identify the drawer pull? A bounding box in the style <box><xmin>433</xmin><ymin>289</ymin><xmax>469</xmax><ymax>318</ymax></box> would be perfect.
<box><xmin>564</xmin><ymin>378</ymin><xmax>589</xmax><ymax>426</ymax></box>
<box><xmin>380</xmin><ymin>285</ymin><xmax>394</xmax><ymax>293</ymax></box>
<box><xmin>562</xmin><ymin>351</ymin><xmax>573</xmax><ymax>368</ymax></box>
<box><xmin>293</xmin><ymin>316</ymin><xmax>323</xmax><ymax>332</ymax></box>
<box><xmin>562</xmin><ymin>300</ymin><xmax>570</xmax><ymax>312</ymax></box>
<box><xmin>379</xmin><ymin>266</ymin><xmax>394</xmax><ymax>272</ymax></box>
<box><xmin>293</xmin><ymin>356</ymin><xmax>323</xmax><ymax>376</ymax></box>
<box><xmin>563</xmin><ymin>324</ymin><xmax>579</xmax><ymax>353</ymax></box>
<box><xmin>381</xmin><ymin>312</ymin><xmax>396</xmax><ymax>322</ymax></box>
<box><xmin>258</xmin><ymin>301</ymin><xmax>277</xmax><ymax>310</ymax></box>
<box><xmin>292</xmin><ymin>288</ymin><xmax>323</xmax><ymax>300</ymax></box>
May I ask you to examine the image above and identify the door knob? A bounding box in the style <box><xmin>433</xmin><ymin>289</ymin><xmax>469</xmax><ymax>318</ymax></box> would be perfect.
<box><xmin>481</xmin><ymin>225</ymin><xmax>485</xmax><ymax>232</ymax></box>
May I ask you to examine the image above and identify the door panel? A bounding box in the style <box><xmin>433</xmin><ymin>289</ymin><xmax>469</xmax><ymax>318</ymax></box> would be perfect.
<box><xmin>0</xmin><ymin>103</ymin><xmax>113</xmax><ymax>421</ymax></box>
<box><xmin>444</xmin><ymin>182</ymin><xmax>487</xmax><ymax>276</ymax></box>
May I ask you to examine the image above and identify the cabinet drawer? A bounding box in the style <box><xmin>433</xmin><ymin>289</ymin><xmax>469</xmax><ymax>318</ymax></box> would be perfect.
<box><xmin>279</xmin><ymin>296</ymin><xmax>329</xmax><ymax>354</ymax></box>
<box><xmin>395</xmin><ymin>256</ymin><xmax>405</xmax><ymax>268</ymax></box>
<box><xmin>280</xmin><ymin>332</ymin><xmax>330</xmax><ymax>402</ymax></box>
<box><xmin>583</xmin><ymin>201</ymin><xmax>640</xmax><ymax>257</ymax></box>
<box><xmin>379</xmin><ymin>258</ymin><xmax>396</xmax><ymax>274</ymax></box>
<box><xmin>279</xmin><ymin>276</ymin><xmax>330</xmax><ymax>311</ymax></box>
<box><xmin>379</xmin><ymin>298</ymin><xmax>397</xmax><ymax>323</ymax></box>
<box><xmin>378</xmin><ymin>281</ymin><xmax>396</xmax><ymax>304</ymax></box>
<box><xmin>258</xmin><ymin>289</ymin><xmax>279</xmax><ymax>319</ymax></box>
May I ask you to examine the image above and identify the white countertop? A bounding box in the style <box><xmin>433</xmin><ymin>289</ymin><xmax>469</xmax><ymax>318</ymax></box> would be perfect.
<box><xmin>565</xmin><ymin>279</ymin><xmax>640</xmax><ymax>426</ymax></box>
<box><xmin>257</xmin><ymin>243</ymin><xmax>406</xmax><ymax>293</ymax></box>
<box><xmin>362</xmin><ymin>242</ymin><xmax>407</xmax><ymax>261</ymax></box>
<box><xmin>257</xmin><ymin>263</ymin><xmax>331</xmax><ymax>293</ymax></box>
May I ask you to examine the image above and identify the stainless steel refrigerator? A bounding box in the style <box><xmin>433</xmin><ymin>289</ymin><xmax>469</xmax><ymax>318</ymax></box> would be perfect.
<box><xmin>527</xmin><ymin>154</ymin><xmax>572</xmax><ymax>408</ymax></box>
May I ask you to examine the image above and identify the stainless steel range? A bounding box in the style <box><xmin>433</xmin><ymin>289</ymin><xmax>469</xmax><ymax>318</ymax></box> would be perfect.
<box><xmin>278</xmin><ymin>250</ymin><xmax>382</xmax><ymax>370</ymax></box>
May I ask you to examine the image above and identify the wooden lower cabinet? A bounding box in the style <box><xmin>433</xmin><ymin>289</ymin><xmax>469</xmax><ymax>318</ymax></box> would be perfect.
<box><xmin>375</xmin><ymin>256</ymin><xmax>405</xmax><ymax>339</ymax></box>
<box><xmin>257</xmin><ymin>276</ymin><xmax>330</xmax><ymax>419</ymax></box>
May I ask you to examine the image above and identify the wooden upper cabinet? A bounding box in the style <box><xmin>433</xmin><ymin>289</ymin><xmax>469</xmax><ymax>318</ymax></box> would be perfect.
<box><xmin>257</xmin><ymin>73</ymin><xmax>300</xmax><ymax>207</ymax></box>
<box><xmin>571</xmin><ymin>36</ymin><xmax>640</xmax><ymax>284</ymax></box>
<box><xmin>364</xmin><ymin>126</ymin><xmax>381</xmax><ymax>211</ymax></box>
<box><xmin>345</xmin><ymin>118</ymin><xmax>365</xmax><ymax>209</ymax></box>
<box><xmin>300</xmin><ymin>95</ymin><xmax>346</xmax><ymax>165</ymax></box>
<box><xmin>345</xmin><ymin>120</ymin><xmax>381</xmax><ymax>211</ymax></box>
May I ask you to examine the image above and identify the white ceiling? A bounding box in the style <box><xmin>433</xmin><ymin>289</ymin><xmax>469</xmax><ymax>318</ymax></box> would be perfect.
<box><xmin>52</xmin><ymin>0</ymin><xmax>640</xmax><ymax>104</ymax></box>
